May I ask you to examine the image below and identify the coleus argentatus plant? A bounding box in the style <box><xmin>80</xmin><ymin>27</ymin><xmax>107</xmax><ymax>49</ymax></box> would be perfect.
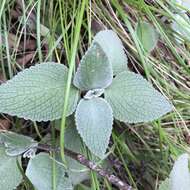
<box><xmin>0</xmin><ymin>29</ymin><xmax>172</xmax><ymax>190</ymax></box>
<box><xmin>0</xmin><ymin>30</ymin><xmax>172</xmax><ymax>158</ymax></box>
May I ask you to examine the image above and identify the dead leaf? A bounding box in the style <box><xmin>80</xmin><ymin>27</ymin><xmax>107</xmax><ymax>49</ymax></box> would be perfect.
<box><xmin>16</xmin><ymin>53</ymin><xmax>34</xmax><ymax>66</ymax></box>
<box><xmin>0</xmin><ymin>72</ymin><xmax>6</xmax><ymax>84</ymax></box>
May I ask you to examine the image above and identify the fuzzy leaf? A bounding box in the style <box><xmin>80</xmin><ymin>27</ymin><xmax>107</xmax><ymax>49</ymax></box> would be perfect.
<box><xmin>0</xmin><ymin>63</ymin><xmax>79</xmax><ymax>121</ymax></box>
<box><xmin>0</xmin><ymin>146</ymin><xmax>22</xmax><ymax>190</ymax></box>
<box><xmin>0</xmin><ymin>131</ymin><xmax>38</xmax><ymax>156</ymax></box>
<box><xmin>170</xmin><ymin>153</ymin><xmax>190</xmax><ymax>190</ymax></box>
<box><xmin>75</xmin><ymin>97</ymin><xmax>113</xmax><ymax>158</ymax></box>
<box><xmin>136</xmin><ymin>21</ymin><xmax>159</xmax><ymax>52</ymax></box>
<box><xmin>26</xmin><ymin>153</ymin><xmax>73</xmax><ymax>190</ymax></box>
<box><xmin>94</xmin><ymin>30</ymin><xmax>128</xmax><ymax>74</ymax></box>
<box><xmin>73</xmin><ymin>42</ymin><xmax>113</xmax><ymax>91</ymax></box>
<box><xmin>105</xmin><ymin>71</ymin><xmax>172</xmax><ymax>123</ymax></box>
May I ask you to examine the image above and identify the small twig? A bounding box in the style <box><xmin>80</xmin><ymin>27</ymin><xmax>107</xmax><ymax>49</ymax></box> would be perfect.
<box><xmin>38</xmin><ymin>143</ymin><xmax>133</xmax><ymax>190</ymax></box>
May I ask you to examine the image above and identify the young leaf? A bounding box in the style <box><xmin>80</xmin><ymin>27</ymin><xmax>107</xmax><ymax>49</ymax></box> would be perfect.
<box><xmin>75</xmin><ymin>97</ymin><xmax>113</xmax><ymax>158</ymax></box>
<box><xmin>170</xmin><ymin>153</ymin><xmax>190</xmax><ymax>190</ymax></box>
<box><xmin>84</xmin><ymin>88</ymin><xmax>104</xmax><ymax>100</ymax></box>
<box><xmin>136</xmin><ymin>21</ymin><xmax>159</xmax><ymax>52</ymax></box>
<box><xmin>94</xmin><ymin>30</ymin><xmax>128</xmax><ymax>74</ymax></box>
<box><xmin>73</xmin><ymin>42</ymin><xmax>113</xmax><ymax>91</ymax></box>
<box><xmin>0</xmin><ymin>146</ymin><xmax>22</xmax><ymax>190</ymax></box>
<box><xmin>26</xmin><ymin>153</ymin><xmax>73</xmax><ymax>190</ymax></box>
<box><xmin>0</xmin><ymin>63</ymin><xmax>79</xmax><ymax>121</ymax></box>
<box><xmin>0</xmin><ymin>131</ymin><xmax>38</xmax><ymax>156</ymax></box>
<box><xmin>105</xmin><ymin>71</ymin><xmax>172</xmax><ymax>123</ymax></box>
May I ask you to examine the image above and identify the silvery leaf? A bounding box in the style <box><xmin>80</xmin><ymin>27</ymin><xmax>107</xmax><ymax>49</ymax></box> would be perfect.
<box><xmin>94</xmin><ymin>30</ymin><xmax>128</xmax><ymax>75</ymax></box>
<box><xmin>73</xmin><ymin>42</ymin><xmax>113</xmax><ymax>91</ymax></box>
<box><xmin>105</xmin><ymin>71</ymin><xmax>172</xmax><ymax>123</ymax></box>
<box><xmin>136</xmin><ymin>21</ymin><xmax>159</xmax><ymax>53</ymax></box>
<box><xmin>75</xmin><ymin>97</ymin><xmax>113</xmax><ymax>158</ymax></box>
<box><xmin>26</xmin><ymin>153</ymin><xmax>73</xmax><ymax>190</ymax></box>
<box><xmin>170</xmin><ymin>153</ymin><xmax>190</xmax><ymax>190</ymax></box>
<box><xmin>172</xmin><ymin>13</ymin><xmax>190</xmax><ymax>42</ymax></box>
<box><xmin>0</xmin><ymin>146</ymin><xmax>22</xmax><ymax>190</ymax></box>
<box><xmin>0</xmin><ymin>62</ymin><xmax>79</xmax><ymax>121</ymax></box>
<box><xmin>0</xmin><ymin>131</ymin><xmax>38</xmax><ymax>156</ymax></box>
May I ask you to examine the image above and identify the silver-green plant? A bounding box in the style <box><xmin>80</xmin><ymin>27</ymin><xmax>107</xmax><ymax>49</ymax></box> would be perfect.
<box><xmin>0</xmin><ymin>29</ymin><xmax>173</xmax><ymax>190</ymax></box>
<box><xmin>0</xmin><ymin>30</ymin><xmax>172</xmax><ymax>158</ymax></box>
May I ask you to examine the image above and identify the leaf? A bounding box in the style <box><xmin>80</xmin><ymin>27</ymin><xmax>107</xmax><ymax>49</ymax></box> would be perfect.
<box><xmin>75</xmin><ymin>97</ymin><xmax>113</xmax><ymax>158</ymax></box>
<box><xmin>26</xmin><ymin>153</ymin><xmax>73</xmax><ymax>190</ymax></box>
<box><xmin>159</xmin><ymin>178</ymin><xmax>170</xmax><ymax>190</ymax></box>
<box><xmin>172</xmin><ymin>14</ymin><xmax>190</xmax><ymax>42</ymax></box>
<box><xmin>136</xmin><ymin>21</ymin><xmax>159</xmax><ymax>52</ymax></box>
<box><xmin>73</xmin><ymin>42</ymin><xmax>113</xmax><ymax>91</ymax></box>
<box><xmin>0</xmin><ymin>146</ymin><xmax>22</xmax><ymax>190</ymax></box>
<box><xmin>170</xmin><ymin>153</ymin><xmax>190</xmax><ymax>190</ymax></box>
<box><xmin>105</xmin><ymin>71</ymin><xmax>172</xmax><ymax>123</ymax></box>
<box><xmin>64</xmin><ymin>126</ymin><xmax>89</xmax><ymax>185</ymax></box>
<box><xmin>0</xmin><ymin>131</ymin><xmax>38</xmax><ymax>156</ymax></box>
<box><xmin>0</xmin><ymin>63</ymin><xmax>79</xmax><ymax>121</ymax></box>
<box><xmin>181</xmin><ymin>0</ymin><xmax>190</xmax><ymax>10</ymax></box>
<box><xmin>94</xmin><ymin>30</ymin><xmax>128</xmax><ymax>75</ymax></box>
<box><xmin>175</xmin><ymin>0</ymin><xmax>190</xmax><ymax>11</ymax></box>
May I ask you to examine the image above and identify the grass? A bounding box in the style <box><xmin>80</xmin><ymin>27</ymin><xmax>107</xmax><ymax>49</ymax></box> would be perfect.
<box><xmin>0</xmin><ymin>0</ymin><xmax>190</xmax><ymax>190</ymax></box>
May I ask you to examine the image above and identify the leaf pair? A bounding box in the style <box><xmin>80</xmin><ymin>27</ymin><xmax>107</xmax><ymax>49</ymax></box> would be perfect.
<box><xmin>73</xmin><ymin>31</ymin><xmax>129</xmax><ymax>158</ymax></box>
